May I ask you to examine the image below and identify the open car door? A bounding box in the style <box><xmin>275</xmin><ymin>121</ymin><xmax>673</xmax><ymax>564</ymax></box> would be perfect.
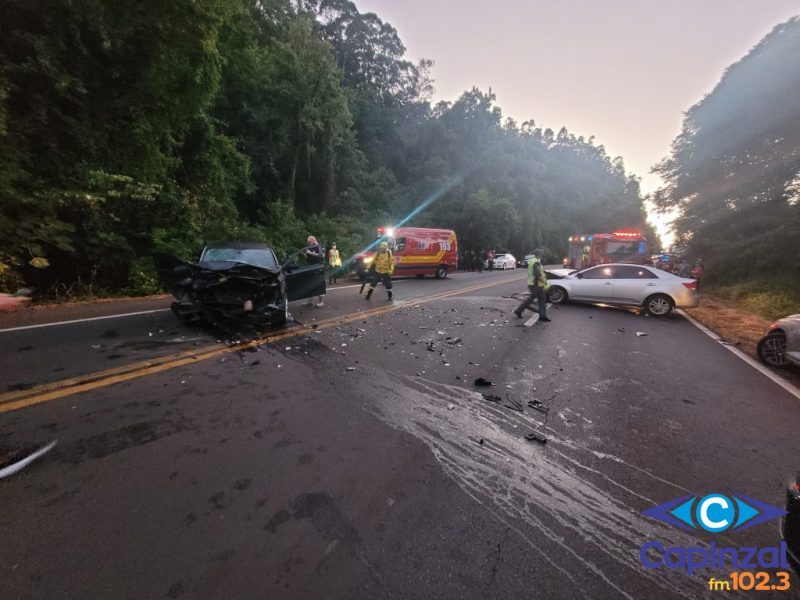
<box><xmin>153</xmin><ymin>253</ymin><xmax>194</xmax><ymax>298</ymax></box>
<box><xmin>283</xmin><ymin>246</ymin><xmax>327</xmax><ymax>301</ymax></box>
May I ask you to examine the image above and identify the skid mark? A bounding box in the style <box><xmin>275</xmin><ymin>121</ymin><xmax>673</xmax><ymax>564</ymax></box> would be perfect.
<box><xmin>366</xmin><ymin>374</ymin><xmax>745</xmax><ymax>599</ymax></box>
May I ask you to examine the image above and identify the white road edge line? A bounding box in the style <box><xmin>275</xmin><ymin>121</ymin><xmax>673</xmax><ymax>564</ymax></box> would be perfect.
<box><xmin>0</xmin><ymin>309</ymin><xmax>171</xmax><ymax>334</ymax></box>
<box><xmin>677</xmin><ymin>308</ymin><xmax>800</xmax><ymax>401</ymax></box>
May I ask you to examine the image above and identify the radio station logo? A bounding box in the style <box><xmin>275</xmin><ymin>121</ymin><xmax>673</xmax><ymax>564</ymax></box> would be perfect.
<box><xmin>640</xmin><ymin>492</ymin><xmax>790</xmax><ymax>577</ymax></box>
<box><xmin>643</xmin><ymin>492</ymin><xmax>785</xmax><ymax>533</ymax></box>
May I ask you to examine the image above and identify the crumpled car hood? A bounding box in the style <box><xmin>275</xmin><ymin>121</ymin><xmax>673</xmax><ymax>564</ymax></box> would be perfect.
<box><xmin>154</xmin><ymin>253</ymin><xmax>285</xmax><ymax>325</ymax></box>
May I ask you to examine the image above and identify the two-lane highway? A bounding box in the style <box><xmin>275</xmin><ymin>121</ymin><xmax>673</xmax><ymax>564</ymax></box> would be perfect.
<box><xmin>1</xmin><ymin>271</ymin><xmax>799</xmax><ymax>599</ymax></box>
<box><xmin>0</xmin><ymin>271</ymin><xmax>522</xmax><ymax>402</ymax></box>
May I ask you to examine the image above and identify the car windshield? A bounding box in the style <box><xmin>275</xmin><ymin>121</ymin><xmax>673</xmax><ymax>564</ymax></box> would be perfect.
<box><xmin>201</xmin><ymin>247</ymin><xmax>277</xmax><ymax>270</ymax></box>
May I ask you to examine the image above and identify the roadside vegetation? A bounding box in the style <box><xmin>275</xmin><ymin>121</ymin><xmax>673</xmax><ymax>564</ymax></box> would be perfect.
<box><xmin>0</xmin><ymin>0</ymin><xmax>652</xmax><ymax>300</ymax></box>
<box><xmin>653</xmin><ymin>17</ymin><xmax>800</xmax><ymax>319</ymax></box>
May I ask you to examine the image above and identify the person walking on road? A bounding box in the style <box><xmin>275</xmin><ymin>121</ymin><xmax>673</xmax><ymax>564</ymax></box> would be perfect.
<box><xmin>328</xmin><ymin>242</ymin><xmax>342</xmax><ymax>285</ymax></box>
<box><xmin>514</xmin><ymin>248</ymin><xmax>551</xmax><ymax>322</ymax></box>
<box><xmin>303</xmin><ymin>235</ymin><xmax>326</xmax><ymax>307</ymax></box>
<box><xmin>365</xmin><ymin>241</ymin><xmax>395</xmax><ymax>301</ymax></box>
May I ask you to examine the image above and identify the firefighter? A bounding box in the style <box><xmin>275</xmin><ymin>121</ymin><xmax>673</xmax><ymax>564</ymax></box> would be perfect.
<box><xmin>514</xmin><ymin>248</ymin><xmax>551</xmax><ymax>322</ymax></box>
<box><xmin>328</xmin><ymin>242</ymin><xmax>342</xmax><ymax>284</ymax></box>
<box><xmin>365</xmin><ymin>241</ymin><xmax>395</xmax><ymax>301</ymax></box>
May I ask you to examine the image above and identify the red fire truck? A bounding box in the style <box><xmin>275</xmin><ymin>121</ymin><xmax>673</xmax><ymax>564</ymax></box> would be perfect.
<box><xmin>565</xmin><ymin>229</ymin><xmax>649</xmax><ymax>269</ymax></box>
<box><xmin>352</xmin><ymin>227</ymin><xmax>459</xmax><ymax>279</ymax></box>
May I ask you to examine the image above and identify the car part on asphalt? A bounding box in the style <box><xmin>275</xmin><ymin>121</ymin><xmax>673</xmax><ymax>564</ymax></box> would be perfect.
<box><xmin>525</xmin><ymin>432</ymin><xmax>547</xmax><ymax>444</ymax></box>
<box><xmin>504</xmin><ymin>395</ymin><xmax>523</xmax><ymax>412</ymax></box>
<box><xmin>474</xmin><ymin>377</ymin><xmax>493</xmax><ymax>387</ymax></box>
<box><xmin>527</xmin><ymin>400</ymin><xmax>549</xmax><ymax>414</ymax></box>
<box><xmin>0</xmin><ymin>440</ymin><xmax>57</xmax><ymax>479</ymax></box>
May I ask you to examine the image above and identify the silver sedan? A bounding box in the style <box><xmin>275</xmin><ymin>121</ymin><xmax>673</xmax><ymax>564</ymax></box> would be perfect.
<box><xmin>757</xmin><ymin>314</ymin><xmax>800</xmax><ymax>368</ymax></box>
<box><xmin>544</xmin><ymin>263</ymin><xmax>700</xmax><ymax>316</ymax></box>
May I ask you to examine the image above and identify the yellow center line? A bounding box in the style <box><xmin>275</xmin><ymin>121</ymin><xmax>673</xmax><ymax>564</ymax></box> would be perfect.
<box><xmin>0</xmin><ymin>274</ymin><xmax>523</xmax><ymax>413</ymax></box>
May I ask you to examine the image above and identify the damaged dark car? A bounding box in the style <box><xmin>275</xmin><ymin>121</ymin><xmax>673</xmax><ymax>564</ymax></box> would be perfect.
<box><xmin>155</xmin><ymin>242</ymin><xmax>326</xmax><ymax>328</ymax></box>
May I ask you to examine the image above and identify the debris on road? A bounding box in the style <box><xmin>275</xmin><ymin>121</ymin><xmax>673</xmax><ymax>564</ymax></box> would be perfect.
<box><xmin>635</xmin><ymin>332</ymin><xmax>648</xmax><ymax>337</ymax></box>
<box><xmin>528</xmin><ymin>400</ymin><xmax>549</xmax><ymax>414</ymax></box>
<box><xmin>345</xmin><ymin>366</ymin><xmax>356</xmax><ymax>372</ymax></box>
<box><xmin>474</xmin><ymin>377</ymin><xmax>493</xmax><ymax>387</ymax></box>
<box><xmin>525</xmin><ymin>432</ymin><xmax>547</xmax><ymax>444</ymax></box>
<box><xmin>447</xmin><ymin>404</ymin><xmax>455</xmax><ymax>410</ymax></box>
<box><xmin>0</xmin><ymin>441</ymin><xmax>58</xmax><ymax>479</ymax></box>
<box><xmin>503</xmin><ymin>395</ymin><xmax>523</xmax><ymax>412</ymax></box>
<box><xmin>482</xmin><ymin>394</ymin><xmax>502</xmax><ymax>403</ymax></box>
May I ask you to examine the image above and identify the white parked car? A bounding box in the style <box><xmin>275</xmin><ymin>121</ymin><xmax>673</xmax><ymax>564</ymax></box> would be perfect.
<box><xmin>492</xmin><ymin>254</ymin><xmax>517</xmax><ymax>270</ymax></box>
<box><xmin>544</xmin><ymin>263</ymin><xmax>699</xmax><ymax>316</ymax></box>
<box><xmin>757</xmin><ymin>314</ymin><xmax>800</xmax><ymax>368</ymax></box>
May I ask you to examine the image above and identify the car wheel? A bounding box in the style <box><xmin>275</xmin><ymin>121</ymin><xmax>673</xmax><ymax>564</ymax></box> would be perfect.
<box><xmin>548</xmin><ymin>286</ymin><xmax>567</xmax><ymax>304</ymax></box>
<box><xmin>644</xmin><ymin>294</ymin><xmax>674</xmax><ymax>316</ymax></box>
<box><xmin>435</xmin><ymin>265</ymin><xmax>447</xmax><ymax>279</ymax></box>
<box><xmin>757</xmin><ymin>331</ymin><xmax>788</xmax><ymax>368</ymax></box>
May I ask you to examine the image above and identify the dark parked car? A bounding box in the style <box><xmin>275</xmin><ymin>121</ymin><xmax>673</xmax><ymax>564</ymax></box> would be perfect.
<box><xmin>155</xmin><ymin>242</ymin><xmax>326</xmax><ymax>328</ymax></box>
<box><xmin>783</xmin><ymin>472</ymin><xmax>800</xmax><ymax>574</ymax></box>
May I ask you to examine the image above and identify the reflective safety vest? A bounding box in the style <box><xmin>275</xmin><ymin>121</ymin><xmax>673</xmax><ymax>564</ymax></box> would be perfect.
<box><xmin>527</xmin><ymin>257</ymin><xmax>549</xmax><ymax>289</ymax></box>
<box><xmin>329</xmin><ymin>249</ymin><xmax>342</xmax><ymax>267</ymax></box>
<box><xmin>373</xmin><ymin>250</ymin><xmax>395</xmax><ymax>275</ymax></box>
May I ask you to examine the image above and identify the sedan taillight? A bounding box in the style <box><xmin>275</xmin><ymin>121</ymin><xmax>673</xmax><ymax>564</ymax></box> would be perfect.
<box><xmin>682</xmin><ymin>281</ymin><xmax>697</xmax><ymax>290</ymax></box>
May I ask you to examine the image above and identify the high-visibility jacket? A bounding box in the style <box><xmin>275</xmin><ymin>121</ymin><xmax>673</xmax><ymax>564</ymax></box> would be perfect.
<box><xmin>372</xmin><ymin>250</ymin><xmax>395</xmax><ymax>275</ymax></box>
<box><xmin>329</xmin><ymin>249</ymin><xmax>342</xmax><ymax>267</ymax></box>
<box><xmin>527</xmin><ymin>257</ymin><xmax>549</xmax><ymax>289</ymax></box>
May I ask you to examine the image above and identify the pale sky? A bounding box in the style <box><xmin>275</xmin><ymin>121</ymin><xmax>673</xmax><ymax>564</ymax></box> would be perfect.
<box><xmin>354</xmin><ymin>0</ymin><xmax>799</xmax><ymax>245</ymax></box>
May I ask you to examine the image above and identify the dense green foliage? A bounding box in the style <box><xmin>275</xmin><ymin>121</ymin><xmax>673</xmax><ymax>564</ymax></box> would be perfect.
<box><xmin>0</xmin><ymin>0</ymin><xmax>652</xmax><ymax>297</ymax></box>
<box><xmin>653</xmin><ymin>17</ymin><xmax>800</xmax><ymax>315</ymax></box>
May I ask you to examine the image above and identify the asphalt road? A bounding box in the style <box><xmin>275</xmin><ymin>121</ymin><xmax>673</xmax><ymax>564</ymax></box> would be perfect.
<box><xmin>1</xmin><ymin>270</ymin><xmax>799</xmax><ymax>599</ymax></box>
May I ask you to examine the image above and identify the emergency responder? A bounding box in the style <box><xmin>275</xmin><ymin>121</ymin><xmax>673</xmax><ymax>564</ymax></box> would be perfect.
<box><xmin>365</xmin><ymin>241</ymin><xmax>394</xmax><ymax>301</ymax></box>
<box><xmin>328</xmin><ymin>242</ymin><xmax>342</xmax><ymax>284</ymax></box>
<box><xmin>514</xmin><ymin>248</ymin><xmax>551</xmax><ymax>321</ymax></box>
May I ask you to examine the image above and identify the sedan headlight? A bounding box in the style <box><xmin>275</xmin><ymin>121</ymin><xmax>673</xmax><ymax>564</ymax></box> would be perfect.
<box><xmin>363</xmin><ymin>257</ymin><xmax>373</xmax><ymax>265</ymax></box>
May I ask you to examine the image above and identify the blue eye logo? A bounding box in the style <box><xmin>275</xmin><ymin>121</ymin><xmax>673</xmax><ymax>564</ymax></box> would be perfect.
<box><xmin>643</xmin><ymin>493</ymin><xmax>785</xmax><ymax>533</ymax></box>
